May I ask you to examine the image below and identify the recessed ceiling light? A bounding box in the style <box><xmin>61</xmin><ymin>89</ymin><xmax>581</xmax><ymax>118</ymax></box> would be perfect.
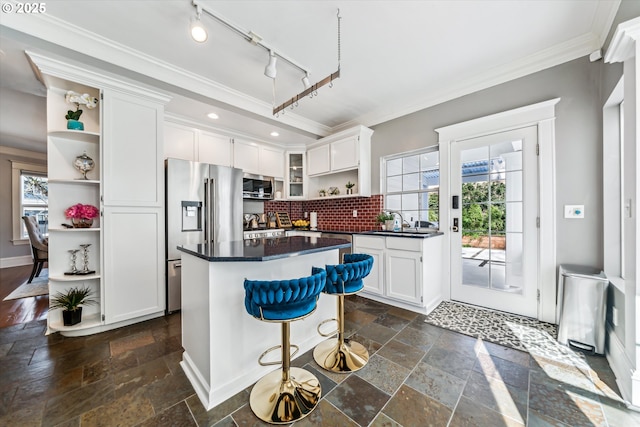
<box><xmin>207</xmin><ymin>112</ymin><xmax>219</xmax><ymax>119</ymax></box>
<box><xmin>270</xmin><ymin>131</ymin><xmax>279</xmax><ymax>137</ymax></box>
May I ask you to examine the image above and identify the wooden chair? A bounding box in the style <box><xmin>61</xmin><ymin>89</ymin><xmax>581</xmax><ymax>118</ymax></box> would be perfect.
<box><xmin>22</xmin><ymin>216</ymin><xmax>48</xmax><ymax>283</ymax></box>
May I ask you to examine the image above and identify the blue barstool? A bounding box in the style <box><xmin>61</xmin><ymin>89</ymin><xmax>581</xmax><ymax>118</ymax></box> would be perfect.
<box><xmin>313</xmin><ymin>253</ymin><xmax>374</xmax><ymax>373</ymax></box>
<box><xmin>244</xmin><ymin>269</ymin><xmax>326</xmax><ymax>424</ymax></box>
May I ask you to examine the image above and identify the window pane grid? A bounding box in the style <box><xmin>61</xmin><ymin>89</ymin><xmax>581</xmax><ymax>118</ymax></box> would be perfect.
<box><xmin>384</xmin><ymin>149</ymin><xmax>439</xmax><ymax>228</ymax></box>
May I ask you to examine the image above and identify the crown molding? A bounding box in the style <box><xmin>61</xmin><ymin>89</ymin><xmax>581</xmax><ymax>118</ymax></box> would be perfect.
<box><xmin>1</xmin><ymin>4</ymin><xmax>331</xmax><ymax>137</ymax></box>
<box><xmin>351</xmin><ymin>32</ymin><xmax>598</xmax><ymax>129</ymax></box>
<box><xmin>605</xmin><ymin>17</ymin><xmax>640</xmax><ymax>63</ymax></box>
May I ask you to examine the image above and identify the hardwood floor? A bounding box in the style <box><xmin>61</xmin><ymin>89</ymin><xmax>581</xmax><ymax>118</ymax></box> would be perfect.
<box><xmin>0</xmin><ymin>264</ymin><xmax>49</xmax><ymax>328</ymax></box>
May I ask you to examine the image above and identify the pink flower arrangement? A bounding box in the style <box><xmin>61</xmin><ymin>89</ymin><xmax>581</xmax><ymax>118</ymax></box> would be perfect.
<box><xmin>65</xmin><ymin>204</ymin><xmax>99</xmax><ymax>220</ymax></box>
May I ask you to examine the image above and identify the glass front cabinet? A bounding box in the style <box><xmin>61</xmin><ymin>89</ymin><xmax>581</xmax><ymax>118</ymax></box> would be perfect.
<box><xmin>286</xmin><ymin>151</ymin><xmax>306</xmax><ymax>200</ymax></box>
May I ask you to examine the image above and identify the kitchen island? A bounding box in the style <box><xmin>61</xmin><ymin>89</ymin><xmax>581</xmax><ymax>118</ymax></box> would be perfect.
<box><xmin>177</xmin><ymin>236</ymin><xmax>351</xmax><ymax>411</ymax></box>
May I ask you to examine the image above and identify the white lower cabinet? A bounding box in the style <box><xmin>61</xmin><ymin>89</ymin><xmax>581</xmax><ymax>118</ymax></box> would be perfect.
<box><xmin>103</xmin><ymin>207</ymin><xmax>164</xmax><ymax>324</ymax></box>
<box><xmin>386</xmin><ymin>249</ymin><xmax>423</xmax><ymax>305</ymax></box>
<box><xmin>353</xmin><ymin>234</ymin><xmax>443</xmax><ymax>312</ymax></box>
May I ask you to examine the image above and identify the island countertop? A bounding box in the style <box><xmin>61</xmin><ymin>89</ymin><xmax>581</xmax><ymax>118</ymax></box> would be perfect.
<box><xmin>177</xmin><ymin>235</ymin><xmax>351</xmax><ymax>262</ymax></box>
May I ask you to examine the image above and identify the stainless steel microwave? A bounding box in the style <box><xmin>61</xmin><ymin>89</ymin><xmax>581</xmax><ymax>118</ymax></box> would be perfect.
<box><xmin>242</xmin><ymin>173</ymin><xmax>274</xmax><ymax>200</ymax></box>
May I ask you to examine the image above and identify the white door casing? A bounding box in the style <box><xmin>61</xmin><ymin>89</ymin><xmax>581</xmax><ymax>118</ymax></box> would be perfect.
<box><xmin>436</xmin><ymin>98</ymin><xmax>558</xmax><ymax>322</ymax></box>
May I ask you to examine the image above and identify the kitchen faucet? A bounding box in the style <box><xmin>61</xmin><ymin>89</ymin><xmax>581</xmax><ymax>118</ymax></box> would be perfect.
<box><xmin>387</xmin><ymin>211</ymin><xmax>410</xmax><ymax>230</ymax></box>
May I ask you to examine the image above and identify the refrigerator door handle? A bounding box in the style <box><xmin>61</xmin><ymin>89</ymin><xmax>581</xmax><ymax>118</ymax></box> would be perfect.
<box><xmin>203</xmin><ymin>179</ymin><xmax>209</xmax><ymax>243</ymax></box>
<box><xmin>208</xmin><ymin>178</ymin><xmax>216</xmax><ymax>243</ymax></box>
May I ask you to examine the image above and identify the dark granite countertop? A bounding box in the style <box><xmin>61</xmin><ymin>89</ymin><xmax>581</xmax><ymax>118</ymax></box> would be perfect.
<box><xmin>177</xmin><ymin>236</ymin><xmax>351</xmax><ymax>262</ymax></box>
<box><xmin>297</xmin><ymin>229</ymin><xmax>444</xmax><ymax>239</ymax></box>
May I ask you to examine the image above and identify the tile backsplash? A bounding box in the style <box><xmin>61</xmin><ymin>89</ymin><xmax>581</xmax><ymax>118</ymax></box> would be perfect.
<box><xmin>265</xmin><ymin>195</ymin><xmax>383</xmax><ymax>232</ymax></box>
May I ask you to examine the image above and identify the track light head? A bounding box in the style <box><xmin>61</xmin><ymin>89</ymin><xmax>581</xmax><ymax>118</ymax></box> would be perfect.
<box><xmin>301</xmin><ymin>73</ymin><xmax>311</xmax><ymax>89</ymax></box>
<box><xmin>190</xmin><ymin>6</ymin><xmax>208</xmax><ymax>43</ymax></box>
<box><xmin>264</xmin><ymin>51</ymin><xmax>277</xmax><ymax>79</ymax></box>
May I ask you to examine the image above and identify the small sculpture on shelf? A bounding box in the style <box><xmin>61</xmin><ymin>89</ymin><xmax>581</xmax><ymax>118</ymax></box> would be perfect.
<box><xmin>65</xmin><ymin>203</ymin><xmax>99</xmax><ymax>228</ymax></box>
<box><xmin>328</xmin><ymin>187</ymin><xmax>340</xmax><ymax>196</ymax></box>
<box><xmin>65</xmin><ymin>91</ymin><xmax>99</xmax><ymax>131</ymax></box>
<box><xmin>73</xmin><ymin>151</ymin><xmax>95</xmax><ymax>180</ymax></box>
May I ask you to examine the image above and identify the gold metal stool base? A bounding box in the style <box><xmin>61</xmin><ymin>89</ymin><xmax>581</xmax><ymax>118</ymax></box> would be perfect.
<box><xmin>249</xmin><ymin>367</ymin><xmax>321</xmax><ymax>424</ymax></box>
<box><xmin>313</xmin><ymin>337</ymin><xmax>369</xmax><ymax>372</ymax></box>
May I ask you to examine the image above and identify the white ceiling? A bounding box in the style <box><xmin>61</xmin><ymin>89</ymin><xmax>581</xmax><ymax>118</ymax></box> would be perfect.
<box><xmin>0</xmin><ymin>0</ymin><xmax>620</xmax><ymax>152</ymax></box>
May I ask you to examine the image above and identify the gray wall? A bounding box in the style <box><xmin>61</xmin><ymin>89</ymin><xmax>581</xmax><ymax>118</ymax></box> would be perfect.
<box><xmin>371</xmin><ymin>56</ymin><xmax>603</xmax><ymax>268</ymax></box>
<box><xmin>0</xmin><ymin>147</ymin><xmax>47</xmax><ymax>262</ymax></box>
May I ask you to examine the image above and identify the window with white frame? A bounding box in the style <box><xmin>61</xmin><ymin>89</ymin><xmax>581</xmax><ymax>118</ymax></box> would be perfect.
<box><xmin>12</xmin><ymin>161</ymin><xmax>48</xmax><ymax>243</ymax></box>
<box><xmin>383</xmin><ymin>148</ymin><xmax>439</xmax><ymax>228</ymax></box>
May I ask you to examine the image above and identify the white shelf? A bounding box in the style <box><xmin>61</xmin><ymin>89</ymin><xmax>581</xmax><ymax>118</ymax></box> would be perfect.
<box><xmin>49</xmin><ymin>179</ymin><xmax>100</xmax><ymax>185</ymax></box>
<box><xmin>49</xmin><ymin>227</ymin><xmax>101</xmax><ymax>232</ymax></box>
<box><xmin>308</xmin><ymin>193</ymin><xmax>365</xmax><ymax>200</ymax></box>
<box><xmin>49</xmin><ymin>130</ymin><xmax>100</xmax><ymax>143</ymax></box>
<box><xmin>49</xmin><ymin>312</ymin><xmax>102</xmax><ymax>332</ymax></box>
<box><xmin>50</xmin><ymin>273</ymin><xmax>101</xmax><ymax>282</ymax></box>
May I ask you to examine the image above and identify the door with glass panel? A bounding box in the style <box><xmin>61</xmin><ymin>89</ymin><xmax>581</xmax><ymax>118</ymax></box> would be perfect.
<box><xmin>385</xmin><ymin>150</ymin><xmax>440</xmax><ymax>231</ymax></box>
<box><xmin>450</xmin><ymin>126</ymin><xmax>538</xmax><ymax>317</ymax></box>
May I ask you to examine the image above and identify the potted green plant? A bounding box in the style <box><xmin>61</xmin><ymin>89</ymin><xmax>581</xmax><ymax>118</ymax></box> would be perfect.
<box><xmin>50</xmin><ymin>286</ymin><xmax>97</xmax><ymax>326</ymax></box>
<box><xmin>375</xmin><ymin>212</ymin><xmax>395</xmax><ymax>230</ymax></box>
<box><xmin>318</xmin><ymin>189</ymin><xmax>327</xmax><ymax>197</ymax></box>
<box><xmin>345</xmin><ymin>181</ymin><xmax>356</xmax><ymax>195</ymax></box>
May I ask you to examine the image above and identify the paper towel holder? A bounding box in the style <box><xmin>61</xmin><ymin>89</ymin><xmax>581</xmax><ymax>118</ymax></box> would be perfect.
<box><xmin>310</xmin><ymin>212</ymin><xmax>318</xmax><ymax>230</ymax></box>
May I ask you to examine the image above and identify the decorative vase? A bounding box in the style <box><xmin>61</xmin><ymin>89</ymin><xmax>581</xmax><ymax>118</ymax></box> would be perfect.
<box><xmin>346</xmin><ymin>188</ymin><xmax>353</xmax><ymax>195</ymax></box>
<box><xmin>73</xmin><ymin>152</ymin><xmax>95</xmax><ymax>180</ymax></box>
<box><xmin>380</xmin><ymin>224</ymin><xmax>387</xmax><ymax>230</ymax></box>
<box><xmin>72</xmin><ymin>218</ymin><xmax>93</xmax><ymax>228</ymax></box>
<box><xmin>62</xmin><ymin>307</ymin><xmax>82</xmax><ymax>326</ymax></box>
<box><xmin>67</xmin><ymin>119</ymin><xmax>84</xmax><ymax>131</ymax></box>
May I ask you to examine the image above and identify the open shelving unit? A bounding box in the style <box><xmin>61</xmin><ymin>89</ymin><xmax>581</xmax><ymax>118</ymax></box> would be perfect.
<box><xmin>46</xmin><ymin>80</ymin><xmax>104</xmax><ymax>335</ymax></box>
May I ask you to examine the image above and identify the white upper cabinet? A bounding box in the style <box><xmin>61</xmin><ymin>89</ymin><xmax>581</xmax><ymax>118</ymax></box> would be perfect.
<box><xmin>163</xmin><ymin>121</ymin><xmax>232</xmax><ymax>167</ymax></box>
<box><xmin>307</xmin><ymin>145</ymin><xmax>331</xmax><ymax>176</ymax></box>
<box><xmin>199</xmin><ymin>131</ymin><xmax>232</xmax><ymax>167</ymax></box>
<box><xmin>102</xmin><ymin>89</ymin><xmax>164</xmax><ymax>207</ymax></box>
<box><xmin>164</xmin><ymin>122</ymin><xmax>196</xmax><ymax>161</ymax></box>
<box><xmin>233</xmin><ymin>139</ymin><xmax>260</xmax><ymax>175</ymax></box>
<box><xmin>259</xmin><ymin>145</ymin><xmax>285</xmax><ymax>179</ymax></box>
<box><xmin>305</xmin><ymin>126</ymin><xmax>373</xmax><ymax>198</ymax></box>
<box><xmin>330</xmin><ymin>135</ymin><xmax>359</xmax><ymax>172</ymax></box>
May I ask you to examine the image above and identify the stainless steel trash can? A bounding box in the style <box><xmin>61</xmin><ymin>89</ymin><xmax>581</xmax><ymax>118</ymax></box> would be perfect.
<box><xmin>557</xmin><ymin>264</ymin><xmax>608</xmax><ymax>354</ymax></box>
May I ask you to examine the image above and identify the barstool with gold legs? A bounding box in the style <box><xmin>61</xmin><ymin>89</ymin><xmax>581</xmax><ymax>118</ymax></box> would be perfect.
<box><xmin>313</xmin><ymin>253</ymin><xmax>374</xmax><ymax>373</ymax></box>
<box><xmin>244</xmin><ymin>269</ymin><xmax>327</xmax><ymax>424</ymax></box>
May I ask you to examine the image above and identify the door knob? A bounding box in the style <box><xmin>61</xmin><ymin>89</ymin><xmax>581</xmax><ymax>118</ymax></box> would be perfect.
<box><xmin>452</xmin><ymin>217</ymin><xmax>459</xmax><ymax>232</ymax></box>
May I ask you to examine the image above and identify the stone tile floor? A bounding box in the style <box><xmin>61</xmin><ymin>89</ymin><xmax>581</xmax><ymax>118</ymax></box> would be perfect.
<box><xmin>2</xmin><ymin>295</ymin><xmax>640</xmax><ymax>426</ymax></box>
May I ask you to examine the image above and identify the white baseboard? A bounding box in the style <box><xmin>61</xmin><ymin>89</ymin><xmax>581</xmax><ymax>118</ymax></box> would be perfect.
<box><xmin>0</xmin><ymin>256</ymin><xmax>33</xmax><ymax>269</ymax></box>
<box><xmin>607</xmin><ymin>328</ymin><xmax>634</xmax><ymax>404</ymax></box>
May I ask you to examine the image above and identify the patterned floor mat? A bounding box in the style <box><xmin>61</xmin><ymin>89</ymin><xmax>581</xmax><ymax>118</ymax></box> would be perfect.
<box><xmin>425</xmin><ymin>301</ymin><xmax>590</xmax><ymax>366</ymax></box>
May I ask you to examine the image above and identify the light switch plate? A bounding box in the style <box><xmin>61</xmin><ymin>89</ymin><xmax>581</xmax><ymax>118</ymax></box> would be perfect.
<box><xmin>564</xmin><ymin>205</ymin><xmax>584</xmax><ymax>219</ymax></box>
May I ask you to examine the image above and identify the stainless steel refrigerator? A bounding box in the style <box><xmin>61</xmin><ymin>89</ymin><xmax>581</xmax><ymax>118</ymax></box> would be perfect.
<box><xmin>165</xmin><ymin>158</ymin><xmax>243</xmax><ymax>313</ymax></box>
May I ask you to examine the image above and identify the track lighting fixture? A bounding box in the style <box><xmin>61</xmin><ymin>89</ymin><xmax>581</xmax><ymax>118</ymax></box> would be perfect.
<box><xmin>190</xmin><ymin>5</ymin><xmax>208</xmax><ymax>43</ymax></box>
<box><xmin>189</xmin><ymin>0</ymin><xmax>342</xmax><ymax>116</ymax></box>
<box><xmin>264</xmin><ymin>51</ymin><xmax>277</xmax><ymax>79</ymax></box>
<box><xmin>301</xmin><ymin>73</ymin><xmax>311</xmax><ymax>89</ymax></box>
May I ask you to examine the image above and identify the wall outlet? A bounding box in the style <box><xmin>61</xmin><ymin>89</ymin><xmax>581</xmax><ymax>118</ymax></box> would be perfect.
<box><xmin>353</xmin><ymin>210</ymin><xmax>357</xmax><ymax>217</ymax></box>
<box><xmin>612</xmin><ymin>306</ymin><xmax>619</xmax><ymax>326</ymax></box>
<box><xmin>564</xmin><ymin>205</ymin><xmax>584</xmax><ymax>219</ymax></box>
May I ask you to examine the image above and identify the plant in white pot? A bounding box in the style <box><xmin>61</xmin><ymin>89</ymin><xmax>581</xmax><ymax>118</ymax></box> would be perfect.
<box><xmin>375</xmin><ymin>212</ymin><xmax>395</xmax><ymax>230</ymax></box>
<box><xmin>50</xmin><ymin>286</ymin><xmax>97</xmax><ymax>326</ymax></box>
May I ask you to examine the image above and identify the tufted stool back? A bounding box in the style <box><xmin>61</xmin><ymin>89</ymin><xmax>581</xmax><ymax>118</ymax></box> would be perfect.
<box><xmin>317</xmin><ymin>253</ymin><xmax>373</xmax><ymax>295</ymax></box>
<box><xmin>244</xmin><ymin>269</ymin><xmax>327</xmax><ymax>322</ymax></box>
